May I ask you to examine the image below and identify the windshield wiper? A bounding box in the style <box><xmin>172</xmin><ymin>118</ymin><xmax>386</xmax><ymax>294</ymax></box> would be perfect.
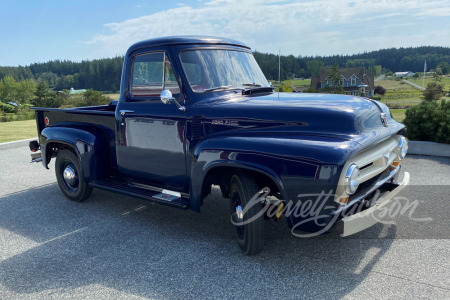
<box><xmin>242</xmin><ymin>86</ymin><xmax>274</xmax><ymax>95</ymax></box>
<box><xmin>204</xmin><ymin>85</ymin><xmax>241</xmax><ymax>92</ymax></box>
<box><xmin>242</xmin><ymin>83</ymin><xmax>262</xmax><ymax>87</ymax></box>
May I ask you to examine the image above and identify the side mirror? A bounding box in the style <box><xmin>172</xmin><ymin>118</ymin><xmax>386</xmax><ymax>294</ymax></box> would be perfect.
<box><xmin>160</xmin><ymin>90</ymin><xmax>186</xmax><ymax>112</ymax></box>
<box><xmin>160</xmin><ymin>90</ymin><xmax>175</xmax><ymax>104</ymax></box>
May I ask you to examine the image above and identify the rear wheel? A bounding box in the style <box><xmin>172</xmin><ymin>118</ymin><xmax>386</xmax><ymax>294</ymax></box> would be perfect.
<box><xmin>55</xmin><ymin>149</ymin><xmax>92</xmax><ymax>202</ymax></box>
<box><xmin>230</xmin><ymin>173</ymin><xmax>264</xmax><ymax>255</ymax></box>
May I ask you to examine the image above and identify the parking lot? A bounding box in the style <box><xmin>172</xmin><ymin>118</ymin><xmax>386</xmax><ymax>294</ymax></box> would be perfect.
<box><xmin>1</xmin><ymin>146</ymin><xmax>449</xmax><ymax>299</ymax></box>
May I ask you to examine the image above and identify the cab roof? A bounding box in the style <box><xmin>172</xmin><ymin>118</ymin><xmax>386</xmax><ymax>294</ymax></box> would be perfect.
<box><xmin>126</xmin><ymin>36</ymin><xmax>250</xmax><ymax>54</ymax></box>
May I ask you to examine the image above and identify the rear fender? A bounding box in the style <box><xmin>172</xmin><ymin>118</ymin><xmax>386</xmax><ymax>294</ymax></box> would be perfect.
<box><xmin>40</xmin><ymin>127</ymin><xmax>109</xmax><ymax>181</ymax></box>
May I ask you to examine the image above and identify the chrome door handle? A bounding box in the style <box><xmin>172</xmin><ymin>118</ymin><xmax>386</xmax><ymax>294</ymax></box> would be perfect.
<box><xmin>119</xmin><ymin>110</ymin><xmax>134</xmax><ymax>116</ymax></box>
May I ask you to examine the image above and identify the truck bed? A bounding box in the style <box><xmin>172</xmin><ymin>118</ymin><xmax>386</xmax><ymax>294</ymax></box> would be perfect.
<box><xmin>32</xmin><ymin>101</ymin><xmax>118</xmax><ymax>168</ymax></box>
<box><xmin>32</xmin><ymin>101</ymin><xmax>117</xmax><ymax>134</ymax></box>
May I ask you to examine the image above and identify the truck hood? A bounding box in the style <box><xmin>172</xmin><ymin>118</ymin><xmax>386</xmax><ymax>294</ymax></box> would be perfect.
<box><xmin>195</xmin><ymin>92</ymin><xmax>404</xmax><ymax>148</ymax></box>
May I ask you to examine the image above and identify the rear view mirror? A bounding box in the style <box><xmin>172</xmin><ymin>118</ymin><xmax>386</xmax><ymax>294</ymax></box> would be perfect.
<box><xmin>160</xmin><ymin>90</ymin><xmax>186</xmax><ymax>112</ymax></box>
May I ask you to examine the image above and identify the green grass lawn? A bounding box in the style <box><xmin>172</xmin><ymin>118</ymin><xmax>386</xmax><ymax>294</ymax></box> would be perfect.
<box><xmin>391</xmin><ymin>109</ymin><xmax>406</xmax><ymax>123</ymax></box>
<box><xmin>376</xmin><ymin>79</ymin><xmax>420</xmax><ymax>91</ymax></box>
<box><xmin>376</xmin><ymin>79</ymin><xmax>424</xmax><ymax>105</ymax></box>
<box><xmin>290</xmin><ymin>79</ymin><xmax>311</xmax><ymax>87</ymax></box>
<box><xmin>0</xmin><ymin>119</ymin><xmax>38</xmax><ymax>143</ymax></box>
<box><xmin>104</xmin><ymin>93</ymin><xmax>120</xmax><ymax>100</ymax></box>
<box><xmin>407</xmin><ymin>76</ymin><xmax>450</xmax><ymax>90</ymax></box>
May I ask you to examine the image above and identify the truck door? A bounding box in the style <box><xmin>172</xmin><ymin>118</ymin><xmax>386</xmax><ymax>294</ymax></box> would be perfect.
<box><xmin>115</xmin><ymin>49</ymin><xmax>188</xmax><ymax>192</ymax></box>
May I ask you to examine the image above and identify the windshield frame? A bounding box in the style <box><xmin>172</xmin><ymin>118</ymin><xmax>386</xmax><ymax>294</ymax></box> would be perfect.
<box><xmin>178</xmin><ymin>46</ymin><xmax>269</xmax><ymax>95</ymax></box>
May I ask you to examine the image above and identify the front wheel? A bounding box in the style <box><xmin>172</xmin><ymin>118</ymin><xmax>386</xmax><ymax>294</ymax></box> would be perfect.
<box><xmin>230</xmin><ymin>173</ymin><xmax>264</xmax><ymax>255</ymax></box>
<box><xmin>55</xmin><ymin>149</ymin><xmax>93</xmax><ymax>202</ymax></box>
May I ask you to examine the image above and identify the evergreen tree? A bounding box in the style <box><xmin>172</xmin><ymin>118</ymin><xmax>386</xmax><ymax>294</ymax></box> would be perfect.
<box><xmin>327</xmin><ymin>64</ymin><xmax>344</xmax><ymax>94</ymax></box>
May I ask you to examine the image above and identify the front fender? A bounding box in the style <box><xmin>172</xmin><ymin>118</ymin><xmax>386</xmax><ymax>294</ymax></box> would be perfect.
<box><xmin>189</xmin><ymin>135</ymin><xmax>340</xmax><ymax>212</ymax></box>
<box><xmin>190</xmin><ymin>152</ymin><xmax>285</xmax><ymax>212</ymax></box>
<box><xmin>40</xmin><ymin>127</ymin><xmax>109</xmax><ymax>181</ymax></box>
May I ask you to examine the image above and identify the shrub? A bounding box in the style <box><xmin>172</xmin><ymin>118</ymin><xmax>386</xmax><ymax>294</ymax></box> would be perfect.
<box><xmin>423</xmin><ymin>82</ymin><xmax>444</xmax><ymax>101</ymax></box>
<box><xmin>404</xmin><ymin>100</ymin><xmax>450</xmax><ymax>144</ymax></box>
<box><xmin>302</xmin><ymin>87</ymin><xmax>317</xmax><ymax>93</ymax></box>
<box><xmin>371</xmin><ymin>95</ymin><xmax>382</xmax><ymax>101</ymax></box>
<box><xmin>374</xmin><ymin>86</ymin><xmax>386</xmax><ymax>96</ymax></box>
<box><xmin>0</xmin><ymin>101</ymin><xmax>16</xmax><ymax>113</ymax></box>
<box><xmin>16</xmin><ymin>107</ymin><xmax>35</xmax><ymax>121</ymax></box>
<box><xmin>279</xmin><ymin>82</ymin><xmax>293</xmax><ymax>92</ymax></box>
<box><xmin>83</xmin><ymin>89</ymin><xmax>111</xmax><ymax>106</ymax></box>
<box><xmin>31</xmin><ymin>92</ymin><xmax>64</xmax><ymax>108</ymax></box>
<box><xmin>0</xmin><ymin>113</ymin><xmax>16</xmax><ymax>122</ymax></box>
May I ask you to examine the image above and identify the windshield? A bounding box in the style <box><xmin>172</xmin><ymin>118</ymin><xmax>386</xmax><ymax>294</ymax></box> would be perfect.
<box><xmin>179</xmin><ymin>49</ymin><xmax>270</xmax><ymax>93</ymax></box>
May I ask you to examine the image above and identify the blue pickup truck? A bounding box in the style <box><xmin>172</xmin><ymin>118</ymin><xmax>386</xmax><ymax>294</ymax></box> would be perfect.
<box><xmin>30</xmin><ymin>36</ymin><xmax>410</xmax><ymax>255</ymax></box>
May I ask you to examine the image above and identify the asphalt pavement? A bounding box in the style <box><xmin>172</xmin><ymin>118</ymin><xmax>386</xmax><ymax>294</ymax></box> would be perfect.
<box><xmin>0</xmin><ymin>147</ymin><xmax>449</xmax><ymax>299</ymax></box>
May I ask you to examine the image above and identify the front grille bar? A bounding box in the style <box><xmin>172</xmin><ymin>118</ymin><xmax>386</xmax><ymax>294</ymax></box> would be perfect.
<box><xmin>331</xmin><ymin>165</ymin><xmax>401</xmax><ymax>215</ymax></box>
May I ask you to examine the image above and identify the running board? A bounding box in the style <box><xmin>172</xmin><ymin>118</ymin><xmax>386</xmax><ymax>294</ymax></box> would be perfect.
<box><xmin>90</xmin><ymin>178</ymin><xmax>189</xmax><ymax>209</ymax></box>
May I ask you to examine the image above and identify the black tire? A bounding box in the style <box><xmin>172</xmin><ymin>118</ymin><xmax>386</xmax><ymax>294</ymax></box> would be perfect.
<box><xmin>220</xmin><ymin>184</ymin><xmax>230</xmax><ymax>198</ymax></box>
<box><xmin>230</xmin><ymin>173</ymin><xmax>264</xmax><ymax>255</ymax></box>
<box><xmin>55</xmin><ymin>149</ymin><xmax>93</xmax><ymax>202</ymax></box>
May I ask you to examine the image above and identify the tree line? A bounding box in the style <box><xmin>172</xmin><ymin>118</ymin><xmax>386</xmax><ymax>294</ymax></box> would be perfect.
<box><xmin>0</xmin><ymin>57</ymin><xmax>123</xmax><ymax>92</ymax></box>
<box><xmin>254</xmin><ymin>46</ymin><xmax>450</xmax><ymax>80</ymax></box>
<box><xmin>0</xmin><ymin>46</ymin><xmax>449</xmax><ymax>90</ymax></box>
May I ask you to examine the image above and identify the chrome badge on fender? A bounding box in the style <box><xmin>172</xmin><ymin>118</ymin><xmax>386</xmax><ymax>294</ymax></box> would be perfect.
<box><xmin>212</xmin><ymin>119</ymin><xmax>239</xmax><ymax>126</ymax></box>
<box><xmin>380</xmin><ymin>113</ymin><xmax>388</xmax><ymax>127</ymax></box>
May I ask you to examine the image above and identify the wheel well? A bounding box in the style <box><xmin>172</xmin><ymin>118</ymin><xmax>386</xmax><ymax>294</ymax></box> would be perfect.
<box><xmin>45</xmin><ymin>142</ymin><xmax>77</xmax><ymax>166</ymax></box>
<box><xmin>202</xmin><ymin>166</ymin><xmax>280</xmax><ymax>199</ymax></box>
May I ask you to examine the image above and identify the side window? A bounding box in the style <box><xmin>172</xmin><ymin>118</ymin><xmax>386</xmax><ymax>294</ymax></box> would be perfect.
<box><xmin>131</xmin><ymin>52</ymin><xmax>180</xmax><ymax>98</ymax></box>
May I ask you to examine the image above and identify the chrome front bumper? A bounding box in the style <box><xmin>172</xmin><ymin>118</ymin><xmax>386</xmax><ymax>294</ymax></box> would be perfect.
<box><xmin>340</xmin><ymin>171</ymin><xmax>410</xmax><ymax>237</ymax></box>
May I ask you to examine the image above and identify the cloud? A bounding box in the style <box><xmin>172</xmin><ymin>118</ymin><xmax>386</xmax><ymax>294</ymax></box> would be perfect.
<box><xmin>86</xmin><ymin>0</ymin><xmax>450</xmax><ymax>57</ymax></box>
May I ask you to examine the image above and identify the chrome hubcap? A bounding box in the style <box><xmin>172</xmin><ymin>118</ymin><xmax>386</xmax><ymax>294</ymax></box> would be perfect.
<box><xmin>235</xmin><ymin>205</ymin><xmax>243</xmax><ymax>221</ymax></box>
<box><xmin>231</xmin><ymin>190</ymin><xmax>245</xmax><ymax>240</ymax></box>
<box><xmin>63</xmin><ymin>164</ymin><xmax>77</xmax><ymax>188</ymax></box>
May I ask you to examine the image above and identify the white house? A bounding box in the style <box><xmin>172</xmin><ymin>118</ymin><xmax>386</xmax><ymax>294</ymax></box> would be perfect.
<box><xmin>394</xmin><ymin>71</ymin><xmax>414</xmax><ymax>77</ymax></box>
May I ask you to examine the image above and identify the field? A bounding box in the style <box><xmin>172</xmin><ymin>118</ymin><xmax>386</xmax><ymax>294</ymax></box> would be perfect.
<box><xmin>0</xmin><ymin>119</ymin><xmax>37</xmax><ymax>143</ymax></box>
<box><xmin>104</xmin><ymin>93</ymin><xmax>120</xmax><ymax>100</ymax></box>
<box><xmin>391</xmin><ymin>109</ymin><xmax>406</xmax><ymax>123</ymax></box>
<box><xmin>406</xmin><ymin>76</ymin><xmax>450</xmax><ymax>90</ymax></box>
<box><xmin>377</xmin><ymin>77</ymin><xmax>449</xmax><ymax>104</ymax></box>
<box><xmin>270</xmin><ymin>79</ymin><xmax>311</xmax><ymax>91</ymax></box>
<box><xmin>290</xmin><ymin>79</ymin><xmax>311</xmax><ymax>88</ymax></box>
<box><xmin>376</xmin><ymin>79</ymin><xmax>417</xmax><ymax>91</ymax></box>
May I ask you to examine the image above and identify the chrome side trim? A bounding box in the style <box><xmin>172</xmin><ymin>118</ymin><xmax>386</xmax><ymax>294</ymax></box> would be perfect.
<box><xmin>128</xmin><ymin>181</ymin><xmax>189</xmax><ymax>198</ymax></box>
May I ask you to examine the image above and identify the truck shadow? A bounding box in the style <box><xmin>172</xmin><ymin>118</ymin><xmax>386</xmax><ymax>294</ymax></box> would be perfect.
<box><xmin>0</xmin><ymin>184</ymin><xmax>396</xmax><ymax>299</ymax></box>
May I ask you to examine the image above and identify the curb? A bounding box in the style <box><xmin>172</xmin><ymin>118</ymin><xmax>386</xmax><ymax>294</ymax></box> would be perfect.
<box><xmin>0</xmin><ymin>138</ymin><xmax>37</xmax><ymax>151</ymax></box>
<box><xmin>408</xmin><ymin>141</ymin><xmax>450</xmax><ymax>158</ymax></box>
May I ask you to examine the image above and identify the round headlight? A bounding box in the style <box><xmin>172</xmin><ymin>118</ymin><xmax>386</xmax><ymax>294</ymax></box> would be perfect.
<box><xmin>345</xmin><ymin>164</ymin><xmax>360</xmax><ymax>195</ymax></box>
<box><xmin>398</xmin><ymin>137</ymin><xmax>408</xmax><ymax>159</ymax></box>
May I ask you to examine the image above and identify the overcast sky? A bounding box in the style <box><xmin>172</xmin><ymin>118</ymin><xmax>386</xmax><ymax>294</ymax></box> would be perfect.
<box><xmin>1</xmin><ymin>0</ymin><xmax>449</xmax><ymax>66</ymax></box>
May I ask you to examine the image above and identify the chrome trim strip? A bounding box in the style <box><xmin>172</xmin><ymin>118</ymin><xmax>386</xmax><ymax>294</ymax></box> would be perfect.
<box><xmin>128</xmin><ymin>182</ymin><xmax>189</xmax><ymax>198</ymax></box>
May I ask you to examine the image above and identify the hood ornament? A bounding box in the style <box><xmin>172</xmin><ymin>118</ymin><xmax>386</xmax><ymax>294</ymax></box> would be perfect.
<box><xmin>380</xmin><ymin>113</ymin><xmax>388</xmax><ymax>127</ymax></box>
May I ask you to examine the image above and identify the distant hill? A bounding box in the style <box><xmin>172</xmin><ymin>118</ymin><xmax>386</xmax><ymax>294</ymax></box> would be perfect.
<box><xmin>255</xmin><ymin>46</ymin><xmax>450</xmax><ymax>80</ymax></box>
<box><xmin>1</xmin><ymin>46</ymin><xmax>449</xmax><ymax>91</ymax></box>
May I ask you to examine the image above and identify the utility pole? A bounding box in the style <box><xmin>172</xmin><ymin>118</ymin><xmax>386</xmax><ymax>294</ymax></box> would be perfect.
<box><xmin>423</xmin><ymin>60</ymin><xmax>426</xmax><ymax>88</ymax></box>
<box><xmin>278</xmin><ymin>48</ymin><xmax>281</xmax><ymax>92</ymax></box>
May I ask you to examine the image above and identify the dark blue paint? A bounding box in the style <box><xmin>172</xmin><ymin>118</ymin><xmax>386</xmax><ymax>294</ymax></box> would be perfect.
<box><xmin>32</xmin><ymin>36</ymin><xmax>405</xmax><ymax>214</ymax></box>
